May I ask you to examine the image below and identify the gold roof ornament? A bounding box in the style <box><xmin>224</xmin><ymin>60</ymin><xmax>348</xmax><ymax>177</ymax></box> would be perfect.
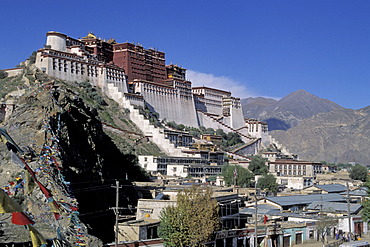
<box><xmin>83</xmin><ymin>32</ymin><xmax>97</xmax><ymax>39</ymax></box>
<box><xmin>107</xmin><ymin>38</ymin><xmax>116</xmax><ymax>44</ymax></box>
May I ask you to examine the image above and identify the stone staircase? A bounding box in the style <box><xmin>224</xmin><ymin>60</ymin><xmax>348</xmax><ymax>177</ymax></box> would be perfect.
<box><xmin>225</xmin><ymin>151</ymin><xmax>251</xmax><ymax>160</ymax></box>
<box><xmin>199</xmin><ymin>111</ymin><xmax>256</xmax><ymax>141</ymax></box>
<box><xmin>198</xmin><ymin>111</ymin><xmax>263</xmax><ymax>155</ymax></box>
<box><xmin>229</xmin><ymin>138</ymin><xmax>261</xmax><ymax>154</ymax></box>
<box><xmin>104</xmin><ymin>82</ymin><xmax>195</xmax><ymax>157</ymax></box>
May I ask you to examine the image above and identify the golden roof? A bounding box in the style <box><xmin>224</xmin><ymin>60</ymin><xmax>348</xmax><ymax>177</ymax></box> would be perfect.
<box><xmin>82</xmin><ymin>32</ymin><xmax>97</xmax><ymax>39</ymax></box>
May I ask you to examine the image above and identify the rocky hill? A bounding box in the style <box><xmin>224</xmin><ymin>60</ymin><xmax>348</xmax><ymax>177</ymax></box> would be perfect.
<box><xmin>270</xmin><ymin>106</ymin><xmax>370</xmax><ymax>164</ymax></box>
<box><xmin>242</xmin><ymin>89</ymin><xmax>343</xmax><ymax>130</ymax></box>
<box><xmin>0</xmin><ymin>66</ymin><xmax>162</xmax><ymax>245</ymax></box>
<box><xmin>241</xmin><ymin>97</ymin><xmax>277</xmax><ymax>118</ymax></box>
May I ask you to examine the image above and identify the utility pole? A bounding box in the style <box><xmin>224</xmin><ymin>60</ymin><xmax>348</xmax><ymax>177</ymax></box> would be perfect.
<box><xmin>347</xmin><ymin>182</ymin><xmax>351</xmax><ymax>242</ymax></box>
<box><xmin>255</xmin><ymin>182</ymin><xmax>258</xmax><ymax>247</ymax></box>
<box><xmin>110</xmin><ymin>180</ymin><xmax>122</xmax><ymax>247</ymax></box>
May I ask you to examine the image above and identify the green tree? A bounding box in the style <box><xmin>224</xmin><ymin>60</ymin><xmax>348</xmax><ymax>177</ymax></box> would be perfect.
<box><xmin>205</xmin><ymin>127</ymin><xmax>215</xmax><ymax>135</ymax></box>
<box><xmin>257</xmin><ymin>173</ymin><xmax>278</xmax><ymax>195</ymax></box>
<box><xmin>361</xmin><ymin>199</ymin><xmax>370</xmax><ymax>221</ymax></box>
<box><xmin>177</xmin><ymin>124</ymin><xmax>185</xmax><ymax>131</ymax></box>
<box><xmin>159</xmin><ymin>186</ymin><xmax>220</xmax><ymax>247</ymax></box>
<box><xmin>222</xmin><ymin>164</ymin><xmax>253</xmax><ymax>187</ymax></box>
<box><xmin>216</xmin><ymin>129</ymin><xmax>227</xmax><ymax>138</ymax></box>
<box><xmin>199</xmin><ymin>126</ymin><xmax>206</xmax><ymax>133</ymax></box>
<box><xmin>226</xmin><ymin>132</ymin><xmax>243</xmax><ymax>146</ymax></box>
<box><xmin>350</xmin><ymin>164</ymin><xmax>368</xmax><ymax>182</ymax></box>
<box><xmin>248</xmin><ymin>155</ymin><xmax>268</xmax><ymax>175</ymax></box>
<box><xmin>363</xmin><ymin>176</ymin><xmax>370</xmax><ymax>191</ymax></box>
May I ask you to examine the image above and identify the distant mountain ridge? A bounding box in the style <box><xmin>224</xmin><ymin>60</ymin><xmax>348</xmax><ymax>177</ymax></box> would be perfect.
<box><xmin>242</xmin><ymin>90</ymin><xmax>370</xmax><ymax>164</ymax></box>
<box><xmin>242</xmin><ymin>89</ymin><xmax>344</xmax><ymax>130</ymax></box>
<box><xmin>270</xmin><ymin>107</ymin><xmax>370</xmax><ymax>164</ymax></box>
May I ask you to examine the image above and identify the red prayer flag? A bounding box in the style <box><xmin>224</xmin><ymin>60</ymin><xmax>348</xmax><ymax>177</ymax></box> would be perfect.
<box><xmin>36</xmin><ymin>181</ymin><xmax>53</xmax><ymax>198</ymax></box>
<box><xmin>11</xmin><ymin>212</ymin><xmax>35</xmax><ymax>225</ymax></box>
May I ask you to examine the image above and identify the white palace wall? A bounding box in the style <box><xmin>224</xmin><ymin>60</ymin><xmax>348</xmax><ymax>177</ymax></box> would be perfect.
<box><xmin>230</xmin><ymin>106</ymin><xmax>245</xmax><ymax>129</ymax></box>
<box><xmin>35</xmin><ymin>49</ymin><xmax>128</xmax><ymax>95</ymax></box>
<box><xmin>135</xmin><ymin>82</ymin><xmax>199</xmax><ymax>127</ymax></box>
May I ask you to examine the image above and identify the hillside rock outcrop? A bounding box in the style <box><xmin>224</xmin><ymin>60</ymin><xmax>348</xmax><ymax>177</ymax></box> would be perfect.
<box><xmin>0</xmin><ymin>67</ymin><xmax>154</xmax><ymax>245</ymax></box>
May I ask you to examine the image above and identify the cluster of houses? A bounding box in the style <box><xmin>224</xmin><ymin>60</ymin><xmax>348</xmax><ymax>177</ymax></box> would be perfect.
<box><xmin>120</xmin><ymin>112</ymin><xmax>368</xmax><ymax>247</ymax></box>
<box><xmin>108</xmin><ymin>180</ymin><xmax>367</xmax><ymax>247</ymax></box>
<box><xmin>113</xmin><ymin>129</ymin><xmax>368</xmax><ymax>247</ymax></box>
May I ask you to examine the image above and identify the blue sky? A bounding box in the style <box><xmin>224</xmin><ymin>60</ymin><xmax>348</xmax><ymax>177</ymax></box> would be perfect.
<box><xmin>1</xmin><ymin>0</ymin><xmax>369</xmax><ymax>109</ymax></box>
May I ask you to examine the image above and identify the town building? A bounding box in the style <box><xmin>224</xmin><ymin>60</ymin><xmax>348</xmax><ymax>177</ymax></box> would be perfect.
<box><xmin>302</xmin><ymin>184</ymin><xmax>348</xmax><ymax>194</ymax></box>
<box><xmin>275</xmin><ymin>176</ymin><xmax>314</xmax><ymax>190</ymax></box>
<box><xmin>138</xmin><ymin>154</ymin><xmax>224</xmax><ymax>179</ymax></box>
<box><xmin>201</xmin><ymin>134</ymin><xmax>223</xmax><ymax>145</ymax></box>
<box><xmin>164</xmin><ymin>129</ymin><xmax>193</xmax><ymax>148</ymax></box>
<box><xmin>257</xmin><ymin>193</ymin><xmax>346</xmax><ymax>211</ymax></box>
<box><xmin>117</xmin><ymin>219</ymin><xmax>160</xmax><ymax>242</ymax></box>
<box><xmin>269</xmin><ymin>159</ymin><xmax>323</xmax><ymax>177</ymax></box>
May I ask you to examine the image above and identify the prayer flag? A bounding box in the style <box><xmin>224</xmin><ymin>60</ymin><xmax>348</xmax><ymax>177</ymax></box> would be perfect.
<box><xmin>11</xmin><ymin>212</ymin><xmax>35</xmax><ymax>225</ymax></box>
<box><xmin>0</xmin><ymin>189</ymin><xmax>22</xmax><ymax>213</ymax></box>
<box><xmin>28</xmin><ymin>225</ymin><xmax>47</xmax><ymax>247</ymax></box>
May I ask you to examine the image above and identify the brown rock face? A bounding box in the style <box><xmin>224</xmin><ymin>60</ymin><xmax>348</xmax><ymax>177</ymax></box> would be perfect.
<box><xmin>0</xmin><ymin>67</ymin><xmax>152</xmax><ymax>244</ymax></box>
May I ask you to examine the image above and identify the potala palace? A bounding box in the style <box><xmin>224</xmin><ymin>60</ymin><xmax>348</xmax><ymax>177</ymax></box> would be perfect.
<box><xmin>15</xmin><ymin>31</ymin><xmax>294</xmax><ymax>181</ymax></box>
<box><xmin>35</xmin><ymin>32</ymin><xmax>246</xmax><ymax>128</ymax></box>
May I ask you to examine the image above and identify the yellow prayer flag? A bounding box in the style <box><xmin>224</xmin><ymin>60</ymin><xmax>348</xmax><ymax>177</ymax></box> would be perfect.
<box><xmin>28</xmin><ymin>225</ymin><xmax>47</xmax><ymax>247</ymax></box>
<box><xmin>0</xmin><ymin>189</ymin><xmax>22</xmax><ymax>213</ymax></box>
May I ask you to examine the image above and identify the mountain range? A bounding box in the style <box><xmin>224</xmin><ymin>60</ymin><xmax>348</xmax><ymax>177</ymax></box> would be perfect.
<box><xmin>241</xmin><ymin>89</ymin><xmax>344</xmax><ymax>131</ymax></box>
<box><xmin>241</xmin><ymin>90</ymin><xmax>370</xmax><ymax>164</ymax></box>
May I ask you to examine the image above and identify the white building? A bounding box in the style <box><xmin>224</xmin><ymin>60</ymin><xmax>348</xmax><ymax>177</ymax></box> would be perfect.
<box><xmin>35</xmin><ymin>31</ymin><xmax>128</xmax><ymax>95</ymax></box>
<box><xmin>138</xmin><ymin>155</ymin><xmax>223</xmax><ymax>179</ymax></box>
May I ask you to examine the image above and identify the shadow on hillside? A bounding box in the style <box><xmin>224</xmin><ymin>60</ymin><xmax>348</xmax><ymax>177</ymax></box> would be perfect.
<box><xmin>49</xmin><ymin>99</ymin><xmax>149</xmax><ymax>243</ymax></box>
<box><xmin>265</xmin><ymin>118</ymin><xmax>291</xmax><ymax>131</ymax></box>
